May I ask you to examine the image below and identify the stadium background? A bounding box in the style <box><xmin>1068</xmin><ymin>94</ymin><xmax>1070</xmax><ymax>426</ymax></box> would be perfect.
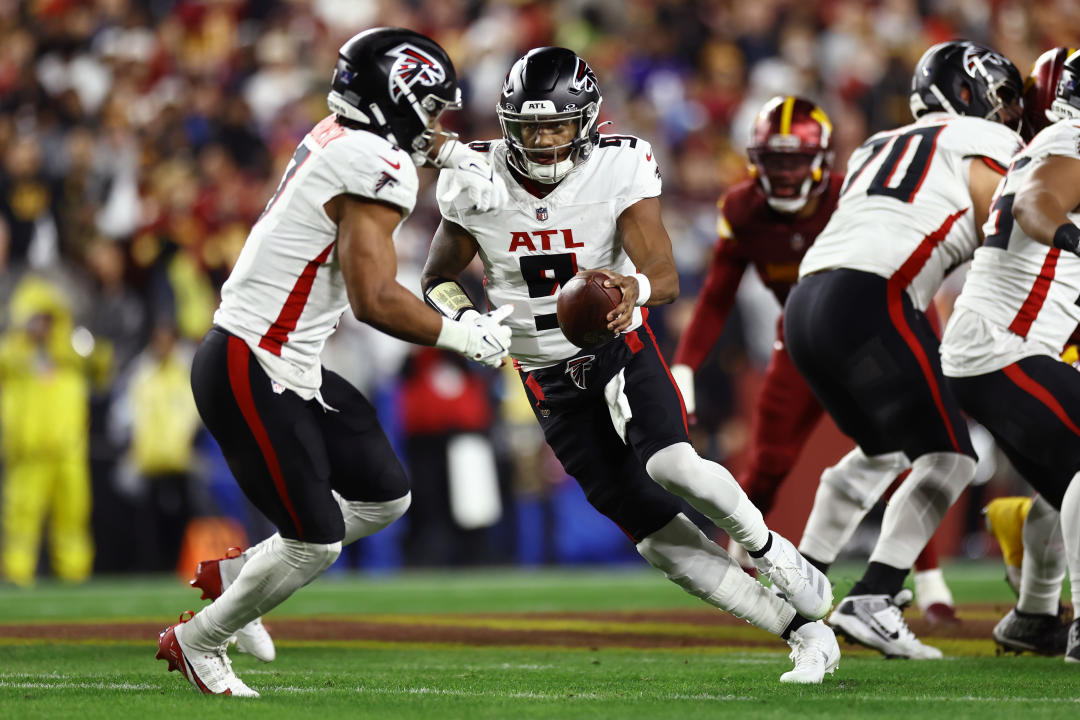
<box><xmin>0</xmin><ymin>0</ymin><xmax>1074</xmax><ymax>584</ymax></box>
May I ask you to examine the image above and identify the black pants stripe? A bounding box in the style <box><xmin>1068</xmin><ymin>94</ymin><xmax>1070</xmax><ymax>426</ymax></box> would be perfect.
<box><xmin>191</xmin><ymin>327</ymin><xmax>409</xmax><ymax>543</ymax></box>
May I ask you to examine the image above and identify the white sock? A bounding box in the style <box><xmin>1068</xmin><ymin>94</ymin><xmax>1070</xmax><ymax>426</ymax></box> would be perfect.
<box><xmin>870</xmin><ymin>452</ymin><xmax>976</xmax><ymax>570</ymax></box>
<box><xmin>186</xmin><ymin>535</ymin><xmax>340</xmax><ymax>649</ymax></box>
<box><xmin>1059</xmin><ymin>472</ymin><xmax>1080</xmax><ymax>620</ymax></box>
<box><xmin>636</xmin><ymin>514</ymin><xmax>795</xmax><ymax>636</ymax></box>
<box><xmin>913</xmin><ymin>568</ymin><xmax>954</xmax><ymax>611</ymax></box>
<box><xmin>645</xmin><ymin>443</ymin><xmax>769</xmax><ymax>551</ymax></box>
<box><xmin>1016</xmin><ymin>495</ymin><xmax>1065</xmax><ymax>616</ymax></box>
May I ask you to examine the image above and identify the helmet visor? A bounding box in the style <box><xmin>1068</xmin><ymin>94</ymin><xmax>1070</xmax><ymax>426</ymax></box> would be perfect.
<box><xmin>500</xmin><ymin>112</ymin><xmax>582</xmax><ymax>164</ymax></box>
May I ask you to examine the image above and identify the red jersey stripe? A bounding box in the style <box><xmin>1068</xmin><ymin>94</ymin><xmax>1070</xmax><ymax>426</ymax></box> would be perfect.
<box><xmin>524</xmin><ymin>372</ymin><xmax>545</xmax><ymax>406</ymax></box>
<box><xmin>886</xmin><ymin>207</ymin><xmax>969</xmax><ymax>453</ymax></box>
<box><xmin>981</xmin><ymin>156</ymin><xmax>1008</xmax><ymax>174</ymax></box>
<box><xmin>226</xmin><ymin>336</ymin><xmax>305</xmax><ymax>539</ymax></box>
<box><xmin>1007</xmin><ymin>248</ymin><xmax>1060</xmax><ymax>338</ymax></box>
<box><xmin>1002</xmin><ymin>363</ymin><xmax>1080</xmax><ymax>437</ymax></box>
<box><xmin>259</xmin><ymin>241</ymin><xmax>336</xmax><ymax>355</ymax></box>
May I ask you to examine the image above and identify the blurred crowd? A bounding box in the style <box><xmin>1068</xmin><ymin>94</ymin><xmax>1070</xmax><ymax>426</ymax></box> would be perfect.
<box><xmin>1</xmin><ymin>0</ymin><xmax>1075</xmax><ymax>584</ymax></box>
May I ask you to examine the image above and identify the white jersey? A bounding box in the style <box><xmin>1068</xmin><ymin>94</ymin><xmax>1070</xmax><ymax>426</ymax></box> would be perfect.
<box><xmin>437</xmin><ymin>135</ymin><xmax>661</xmax><ymax>370</ymax></box>
<box><xmin>215</xmin><ymin>115</ymin><xmax>418</xmax><ymax>399</ymax></box>
<box><xmin>800</xmin><ymin>113</ymin><xmax>1023</xmax><ymax>310</ymax></box>
<box><xmin>941</xmin><ymin>120</ymin><xmax>1080</xmax><ymax>377</ymax></box>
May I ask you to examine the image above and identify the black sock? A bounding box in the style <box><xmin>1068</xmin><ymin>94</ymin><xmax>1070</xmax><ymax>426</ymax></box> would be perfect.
<box><xmin>848</xmin><ymin>561</ymin><xmax>908</xmax><ymax>598</ymax></box>
<box><xmin>747</xmin><ymin>532</ymin><xmax>773</xmax><ymax>559</ymax></box>
<box><xmin>805</xmin><ymin>555</ymin><xmax>831</xmax><ymax>575</ymax></box>
<box><xmin>780</xmin><ymin>613</ymin><xmax>812</xmax><ymax>640</ymax></box>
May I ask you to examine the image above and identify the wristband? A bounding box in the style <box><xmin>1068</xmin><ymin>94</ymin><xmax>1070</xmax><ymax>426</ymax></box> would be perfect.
<box><xmin>1052</xmin><ymin>223</ymin><xmax>1080</xmax><ymax>255</ymax></box>
<box><xmin>424</xmin><ymin>279</ymin><xmax>477</xmax><ymax>320</ymax></box>
<box><xmin>631</xmin><ymin>273</ymin><xmax>652</xmax><ymax>306</ymax></box>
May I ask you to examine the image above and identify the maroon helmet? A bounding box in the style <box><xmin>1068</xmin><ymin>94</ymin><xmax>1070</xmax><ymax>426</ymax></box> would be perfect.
<box><xmin>1021</xmin><ymin>47</ymin><xmax>1077</xmax><ymax>141</ymax></box>
<box><xmin>747</xmin><ymin>96</ymin><xmax>834</xmax><ymax>213</ymax></box>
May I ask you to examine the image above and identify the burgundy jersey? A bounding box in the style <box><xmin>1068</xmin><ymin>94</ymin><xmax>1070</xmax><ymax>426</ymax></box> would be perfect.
<box><xmin>673</xmin><ymin>174</ymin><xmax>843</xmax><ymax>371</ymax></box>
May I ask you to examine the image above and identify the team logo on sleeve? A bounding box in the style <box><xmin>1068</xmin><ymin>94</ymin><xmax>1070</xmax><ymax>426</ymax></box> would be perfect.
<box><xmin>565</xmin><ymin>355</ymin><xmax>595</xmax><ymax>390</ymax></box>
<box><xmin>386</xmin><ymin>43</ymin><xmax>446</xmax><ymax>102</ymax></box>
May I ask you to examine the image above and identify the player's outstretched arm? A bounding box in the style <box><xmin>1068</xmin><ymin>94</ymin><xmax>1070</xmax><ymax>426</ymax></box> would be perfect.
<box><xmin>421</xmin><ymin>219</ymin><xmax>482</xmax><ymax>304</ymax></box>
<box><xmin>1013</xmin><ymin>155</ymin><xmax>1080</xmax><ymax>255</ymax></box>
<box><xmin>602</xmin><ymin>196</ymin><xmax>679</xmax><ymax>333</ymax></box>
<box><xmin>331</xmin><ymin>195</ymin><xmax>511</xmax><ymax>366</ymax></box>
<box><xmin>332</xmin><ymin>193</ymin><xmax>445</xmax><ymax>344</ymax></box>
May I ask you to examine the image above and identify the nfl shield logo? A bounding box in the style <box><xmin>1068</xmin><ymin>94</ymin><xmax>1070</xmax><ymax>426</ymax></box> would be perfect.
<box><xmin>536</xmin><ymin>206</ymin><xmax>548</xmax><ymax>222</ymax></box>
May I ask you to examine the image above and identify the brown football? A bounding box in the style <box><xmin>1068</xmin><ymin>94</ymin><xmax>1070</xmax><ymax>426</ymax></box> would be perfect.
<box><xmin>557</xmin><ymin>269</ymin><xmax>622</xmax><ymax>349</ymax></box>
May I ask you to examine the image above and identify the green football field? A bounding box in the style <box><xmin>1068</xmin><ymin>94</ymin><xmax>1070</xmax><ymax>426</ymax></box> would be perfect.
<box><xmin>0</xmin><ymin>561</ymin><xmax>1076</xmax><ymax>719</ymax></box>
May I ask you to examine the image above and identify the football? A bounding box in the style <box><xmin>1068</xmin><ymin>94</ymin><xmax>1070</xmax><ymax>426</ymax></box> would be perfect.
<box><xmin>556</xmin><ymin>270</ymin><xmax>622</xmax><ymax>349</ymax></box>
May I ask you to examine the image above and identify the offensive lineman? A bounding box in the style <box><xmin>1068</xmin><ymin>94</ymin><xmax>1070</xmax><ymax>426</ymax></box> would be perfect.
<box><xmin>669</xmin><ymin>96</ymin><xmax>956</xmax><ymax>623</ymax></box>
<box><xmin>423</xmin><ymin>47</ymin><xmax>839</xmax><ymax>683</ymax></box>
<box><xmin>783</xmin><ymin>40</ymin><xmax>1025</xmax><ymax>659</ymax></box>
<box><xmin>155</xmin><ymin>28</ymin><xmax>513</xmax><ymax>696</ymax></box>
<box><xmin>940</xmin><ymin>49</ymin><xmax>1080</xmax><ymax>664</ymax></box>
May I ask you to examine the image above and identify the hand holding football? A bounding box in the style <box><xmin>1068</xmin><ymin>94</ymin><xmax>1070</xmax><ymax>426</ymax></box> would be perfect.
<box><xmin>556</xmin><ymin>270</ymin><xmax>622</xmax><ymax>349</ymax></box>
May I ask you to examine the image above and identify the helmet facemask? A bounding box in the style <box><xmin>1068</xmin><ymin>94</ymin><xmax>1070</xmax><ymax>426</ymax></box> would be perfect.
<box><xmin>1050</xmin><ymin>61</ymin><xmax>1080</xmax><ymax>122</ymax></box>
<box><xmin>750</xmin><ymin>148</ymin><xmax>827</xmax><ymax>214</ymax></box>
<box><xmin>498</xmin><ymin>101</ymin><xmax>601</xmax><ymax>183</ymax></box>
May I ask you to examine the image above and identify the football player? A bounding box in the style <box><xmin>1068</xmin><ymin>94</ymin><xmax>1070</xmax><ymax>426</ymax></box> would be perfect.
<box><xmin>783</xmin><ymin>40</ymin><xmax>1024</xmax><ymax>659</ymax></box>
<box><xmin>940</xmin><ymin>48</ymin><xmax>1080</xmax><ymax>664</ymax></box>
<box><xmin>669</xmin><ymin>96</ymin><xmax>956</xmax><ymax>625</ymax></box>
<box><xmin>155</xmin><ymin>28</ymin><xmax>513</xmax><ymax>696</ymax></box>
<box><xmin>423</xmin><ymin>47</ymin><xmax>840</xmax><ymax>684</ymax></box>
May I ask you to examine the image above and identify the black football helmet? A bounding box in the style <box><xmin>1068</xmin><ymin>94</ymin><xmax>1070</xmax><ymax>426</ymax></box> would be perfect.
<box><xmin>327</xmin><ymin>27</ymin><xmax>462</xmax><ymax>166</ymax></box>
<box><xmin>1050</xmin><ymin>50</ymin><xmax>1080</xmax><ymax>122</ymax></box>
<box><xmin>909</xmin><ymin>40</ymin><xmax>1023</xmax><ymax>130</ymax></box>
<box><xmin>496</xmin><ymin>47</ymin><xmax>603</xmax><ymax>183</ymax></box>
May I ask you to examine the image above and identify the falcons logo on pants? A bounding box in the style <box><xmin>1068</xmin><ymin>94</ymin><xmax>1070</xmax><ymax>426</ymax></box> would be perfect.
<box><xmin>565</xmin><ymin>355</ymin><xmax>595</xmax><ymax>390</ymax></box>
<box><xmin>386</xmin><ymin>43</ymin><xmax>446</xmax><ymax>102</ymax></box>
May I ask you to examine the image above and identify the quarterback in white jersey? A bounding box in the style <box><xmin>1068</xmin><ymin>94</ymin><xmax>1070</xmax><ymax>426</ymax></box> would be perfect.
<box><xmin>157</xmin><ymin>28</ymin><xmax>513</xmax><ymax>698</ymax></box>
<box><xmin>784</xmin><ymin>41</ymin><xmax>1025</xmax><ymax>660</ymax></box>
<box><xmin>942</xmin><ymin>50</ymin><xmax>1080</xmax><ymax>664</ymax></box>
<box><xmin>423</xmin><ymin>47</ymin><xmax>840</xmax><ymax>684</ymax></box>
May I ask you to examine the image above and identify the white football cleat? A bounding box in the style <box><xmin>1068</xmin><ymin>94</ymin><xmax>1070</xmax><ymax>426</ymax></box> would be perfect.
<box><xmin>232</xmin><ymin>617</ymin><xmax>276</xmax><ymax>663</ymax></box>
<box><xmin>191</xmin><ymin>547</ymin><xmax>276</xmax><ymax>663</ymax></box>
<box><xmin>156</xmin><ymin>611</ymin><xmax>259</xmax><ymax>697</ymax></box>
<box><xmin>752</xmin><ymin>532</ymin><xmax>833</xmax><ymax>620</ymax></box>
<box><xmin>781</xmin><ymin>621</ymin><xmax>841</xmax><ymax>683</ymax></box>
<box><xmin>829</xmin><ymin>589</ymin><xmax>943</xmax><ymax>659</ymax></box>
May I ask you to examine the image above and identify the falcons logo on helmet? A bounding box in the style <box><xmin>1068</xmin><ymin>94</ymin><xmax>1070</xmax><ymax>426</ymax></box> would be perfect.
<box><xmin>386</xmin><ymin>43</ymin><xmax>446</xmax><ymax>102</ymax></box>
<box><xmin>961</xmin><ymin>44</ymin><xmax>1004</xmax><ymax>79</ymax></box>
<box><xmin>565</xmin><ymin>355</ymin><xmax>595</xmax><ymax>390</ymax></box>
<box><xmin>569</xmin><ymin>57</ymin><xmax>596</xmax><ymax>94</ymax></box>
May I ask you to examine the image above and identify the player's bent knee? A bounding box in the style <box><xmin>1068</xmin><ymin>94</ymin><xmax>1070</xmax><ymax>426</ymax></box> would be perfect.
<box><xmin>274</xmin><ymin>536</ymin><xmax>342</xmax><ymax>581</ymax></box>
<box><xmin>635</xmin><ymin>514</ymin><xmax>731</xmax><ymax>599</ymax></box>
<box><xmin>336</xmin><ymin>492</ymin><xmax>411</xmax><ymax>545</ymax></box>
<box><xmin>909</xmin><ymin>451</ymin><xmax>976</xmax><ymax>504</ymax></box>
<box><xmin>645</xmin><ymin>443</ymin><xmax>707</xmax><ymax>494</ymax></box>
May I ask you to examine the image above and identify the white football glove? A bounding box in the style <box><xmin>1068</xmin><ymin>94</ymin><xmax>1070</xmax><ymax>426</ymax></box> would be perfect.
<box><xmin>435</xmin><ymin>141</ymin><xmax>509</xmax><ymax>212</ymax></box>
<box><xmin>670</xmin><ymin>363</ymin><xmax>696</xmax><ymax>416</ymax></box>
<box><xmin>435</xmin><ymin>305</ymin><xmax>514</xmax><ymax>368</ymax></box>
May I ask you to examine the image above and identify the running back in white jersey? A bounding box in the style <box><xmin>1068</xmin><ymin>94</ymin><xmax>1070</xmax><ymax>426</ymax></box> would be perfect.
<box><xmin>436</xmin><ymin>134</ymin><xmax>661</xmax><ymax>370</ymax></box>
<box><xmin>800</xmin><ymin>112</ymin><xmax>1023</xmax><ymax>310</ymax></box>
<box><xmin>215</xmin><ymin>115</ymin><xmax>419</xmax><ymax>399</ymax></box>
<box><xmin>941</xmin><ymin>119</ymin><xmax>1080</xmax><ymax>376</ymax></box>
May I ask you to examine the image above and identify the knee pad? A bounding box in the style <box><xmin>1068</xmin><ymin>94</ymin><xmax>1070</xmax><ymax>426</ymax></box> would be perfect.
<box><xmin>645</xmin><ymin>443</ymin><xmax>702</xmax><ymax>494</ymax></box>
<box><xmin>906</xmin><ymin>452</ymin><xmax>976</xmax><ymax>508</ymax></box>
<box><xmin>645</xmin><ymin>443</ymin><xmax>742</xmax><ymax>506</ymax></box>
<box><xmin>635</xmin><ymin>514</ymin><xmax>732</xmax><ymax>599</ymax></box>
<box><xmin>820</xmin><ymin>447</ymin><xmax>909</xmax><ymax>510</ymax></box>
<box><xmin>335</xmin><ymin>491</ymin><xmax>412</xmax><ymax>546</ymax></box>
